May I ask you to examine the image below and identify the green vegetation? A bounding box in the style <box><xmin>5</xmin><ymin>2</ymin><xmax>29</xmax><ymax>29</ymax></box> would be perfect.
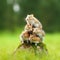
<box><xmin>0</xmin><ymin>0</ymin><xmax>60</xmax><ymax>60</ymax></box>
<box><xmin>0</xmin><ymin>32</ymin><xmax>60</xmax><ymax>60</ymax></box>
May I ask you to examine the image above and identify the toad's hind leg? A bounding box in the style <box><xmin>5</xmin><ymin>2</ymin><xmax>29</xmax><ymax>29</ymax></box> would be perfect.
<box><xmin>13</xmin><ymin>43</ymin><xmax>24</xmax><ymax>54</ymax></box>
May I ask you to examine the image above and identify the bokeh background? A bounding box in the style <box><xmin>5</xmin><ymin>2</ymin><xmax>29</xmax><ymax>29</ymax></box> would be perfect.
<box><xmin>0</xmin><ymin>0</ymin><xmax>60</xmax><ymax>60</ymax></box>
<box><xmin>0</xmin><ymin>0</ymin><xmax>60</xmax><ymax>33</ymax></box>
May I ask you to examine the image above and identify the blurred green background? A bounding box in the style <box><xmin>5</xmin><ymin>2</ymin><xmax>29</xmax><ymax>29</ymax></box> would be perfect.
<box><xmin>0</xmin><ymin>0</ymin><xmax>60</xmax><ymax>60</ymax></box>
<box><xmin>0</xmin><ymin>0</ymin><xmax>60</xmax><ymax>33</ymax></box>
